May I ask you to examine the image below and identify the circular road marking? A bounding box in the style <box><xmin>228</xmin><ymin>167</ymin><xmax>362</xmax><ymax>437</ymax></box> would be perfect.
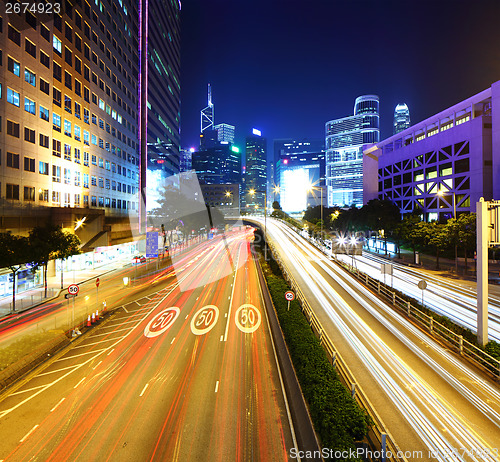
<box><xmin>190</xmin><ymin>305</ymin><xmax>219</xmax><ymax>335</ymax></box>
<box><xmin>234</xmin><ymin>304</ymin><xmax>261</xmax><ymax>334</ymax></box>
<box><xmin>144</xmin><ymin>307</ymin><xmax>180</xmax><ymax>338</ymax></box>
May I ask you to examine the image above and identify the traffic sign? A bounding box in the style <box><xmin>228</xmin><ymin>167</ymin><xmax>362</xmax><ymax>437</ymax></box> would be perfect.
<box><xmin>285</xmin><ymin>291</ymin><xmax>295</xmax><ymax>301</ymax></box>
<box><xmin>68</xmin><ymin>284</ymin><xmax>79</xmax><ymax>295</ymax></box>
<box><xmin>417</xmin><ymin>280</ymin><xmax>427</xmax><ymax>291</ymax></box>
<box><xmin>96</xmin><ymin>277</ymin><xmax>100</xmax><ymax>287</ymax></box>
<box><xmin>65</xmin><ymin>293</ymin><xmax>77</xmax><ymax>299</ymax></box>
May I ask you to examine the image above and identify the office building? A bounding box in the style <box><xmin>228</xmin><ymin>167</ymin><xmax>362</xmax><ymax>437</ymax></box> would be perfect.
<box><xmin>179</xmin><ymin>148</ymin><xmax>194</xmax><ymax>172</ymax></box>
<box><xmin>363</xmin><ymin>81</ymin><xmax>500</xmax><ymax>220</ymax></box>
<box><xmin>0</xmin><ymin>1</ymin><xmax>140</xmax><ymax>245</ymax></box>
<box><xmin>276</xmin><ymin>152</ymin><xmax>325</xmax><ymax>214</ymax></box>
<box><xmin>200</xmin><ymin>183</ymin><xmax>240</xmax><ymax>217</ymax></box>
<box><xmin>245</xmin><ymin>129</ymin><xmax>267</xmax><ymax>211</ymax></box>
<box><xmin>0</xmin><ymin>0</ymin><xmax>180</xmax><ymax>243</ymax></box>
<box><xmin>325</xmin><ymin>95</ymin><xmax>380</xmax><ymax>207</ymax></box>
<box><xmin>144</xmin><ymin>0</ymin><xmax>181</xmax><ymax>213</ymax></box>
<box><xmin>192</xmin><ymin>143</ymin><xmax>241</xmax><ymax>185</ymax></box>
<box><xmin>215</xmin><ymin>123</ymin><xmax>235</xmax><ymax>144</ymax></box>
<box><xmin>393</xmin><ymin>103</ymin><xmax>411</xmax><ymax>135</ymax></box>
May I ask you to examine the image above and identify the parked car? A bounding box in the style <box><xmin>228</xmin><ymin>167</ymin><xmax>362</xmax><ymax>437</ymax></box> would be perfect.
<box><xmin>132</xmin><ymin>255</ymin><xmax>146</xmax><ymax>264</ymax></box>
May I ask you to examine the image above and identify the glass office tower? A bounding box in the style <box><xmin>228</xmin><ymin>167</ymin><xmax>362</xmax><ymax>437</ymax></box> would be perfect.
<box><xmin>325</xmin><ymin>95</ymin><xmax>379</xmax><ymax>207</ymax></box>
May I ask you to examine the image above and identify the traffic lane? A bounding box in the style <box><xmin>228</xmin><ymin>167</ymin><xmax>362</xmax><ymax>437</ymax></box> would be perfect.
<box><xmin>207</xmin><ymin>238</ymin><xmax>291</xmax><ymax>461</ymax></box>
<box><xmin>0</xmin><ymin>232</ymin><xmax>247</xmax><ymax>460</ymax></box>
<box><xmin>271</xmin><ymin>222</ymin><xmax>500</xmax><ymax>457</ymax></box>
<box><xmin>0</xmin><ymin>236</ymin><xmax>236</xmax><ymax>458</ymax></box>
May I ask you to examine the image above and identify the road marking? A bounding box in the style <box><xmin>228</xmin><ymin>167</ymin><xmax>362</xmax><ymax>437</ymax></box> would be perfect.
<box><xmin>224</xmin><ymin>243</ymin><xmax>241</xmax><ymax>342</ymax></box>
<box><xmin>215</xmin><ymin>381</ymin><xmax>219</xmax><ymax>393</ymax></box>
<box><xmin>170</xmin><ymin>337</ymin><xmax>175</xmax><ymax>344</ymax></box>
<box><xmin>9</xmin><ymin>384</ymin><xmax>48</xmax><ymax>397</ymax></box>
<box><xmin>122</xmin><ymin>305</ymin><xmax>128</xmax><ymax>313</ymax></box>
<box><xmin>139</xmin><ymin>383</ymin><xmax>149</xmax><ymax>397</ymax></box>
<box><xmin>50</xmin><ymin>398</ymin><xmax>65</xmax><ymax>412</ymax></box>
<box><xmin>220</xmin><ymin>335</ymin><xmax>223</xmax><ymax>341</ymax></box>
<box><xmin>36</xmin><ymin>364</ymin><xmax>79</xmax><ymax>377</ymax></box>
<box><xmin>55</xmin><ymin>349</ymin><xmax>107</xmax><ymax>362</ymax></box>
<box><xmin>20</xmin><ymin>425</ymin><xmax>39</xmax><ymax>443</ymax></box>
<box><xmin>185</xmin><ymin>314</ymin><xmax>189</xmax><ymax>319</ymax></box>
<box><xmin>225</xmin><ymin>313</ymin><xmax>227</xmax><ymax>318</ymax></box>
<box><xmin>72</xmin><ymin>338</ymin><xmax>119</xmax><ymax>349</ymax></box>
<box><xmin>107</xmin><ymin>348</ymin><xmax>115</xmax><ymax>356</ymax></box>
<box><xmin>74</xmin><ymin>377</ymin><xmax>86</xmax><ymax>389</ymax></box>
<box><xmin>92</xmin><ymin>360</ymin><xmax>103</xmax><ymax>370</ymax></box>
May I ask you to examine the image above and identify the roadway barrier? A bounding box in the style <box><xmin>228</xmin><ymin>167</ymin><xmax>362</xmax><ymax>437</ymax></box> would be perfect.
<box><xmin>266</xmin><ymin>240</ymin><xmax>408</xmax><ymax>462</ymax></box>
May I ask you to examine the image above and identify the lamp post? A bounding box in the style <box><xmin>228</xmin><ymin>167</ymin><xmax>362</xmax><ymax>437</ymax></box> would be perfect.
<box><xmin>309</xmin><ymin>185</ymin><xmax>323</xmax><ymax>243</ymax></box>
<box><xmin>249</xmin><ymin>188</ymin><xmax>267</xmax><ymax>259</ymax></box>
<box><xmin>437</xmin><ymin>188</ymin><xmax>457</xmax><ymax>273</ymax></box>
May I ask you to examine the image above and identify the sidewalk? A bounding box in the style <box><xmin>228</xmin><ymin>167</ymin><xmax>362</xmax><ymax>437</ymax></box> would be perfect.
<box><xmin>0</xmin><ymin>257</ymin><xmax>132</xmax><ymax>318</ymax></box>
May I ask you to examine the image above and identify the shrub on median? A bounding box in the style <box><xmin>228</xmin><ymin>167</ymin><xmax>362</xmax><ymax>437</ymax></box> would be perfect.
<box><xmin>261</xmin><ymin>253</ymin><xmax>370</xmax><ymax>454</ymax></box>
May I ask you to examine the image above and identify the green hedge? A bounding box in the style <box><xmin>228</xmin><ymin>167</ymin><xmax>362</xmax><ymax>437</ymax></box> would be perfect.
<box><xmin>260</xmin><ymin>251</ymin><xmax>370</xmax><ymax>456</ymax></box>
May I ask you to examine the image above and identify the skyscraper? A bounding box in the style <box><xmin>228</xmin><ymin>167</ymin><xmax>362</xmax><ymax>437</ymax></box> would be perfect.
<box><xmin>393</xmin><ymin>103</ymin><xmax>411</xmax><ymax>134</ymax></box>
<box><xmin>144</xmin><ymin>0</ymin><xmax>181</xmax><ymax>214</ymax></box>
<box><xmin>325</xmin><ymin>95</ymin><xmax>379</xmax><ymax>207</ymax></box>
<box><xmin>214</xmin><ymin>123</ymin><xmax>235</xmax><ymax>144</ymax></box>
<box><xmin>245</xmin><ymin>129</ymin><xmax>267</xmax><ymax>211</ymax></box>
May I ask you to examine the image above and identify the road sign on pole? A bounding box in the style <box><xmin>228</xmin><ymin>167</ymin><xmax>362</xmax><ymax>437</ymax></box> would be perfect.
<box><xmin>95</xmin><ymin>277</ymin><xmax>100</xmax><ymax>287</ymax></box>
<box><xmin>68</xmin><ymin>284</ymin><xmax>79</xmax><ymax>295</ymax></box>
<box><xmin>285</xmin><ymin>291</ymin><xmax>295</xmax><ymax>311</ymax></box>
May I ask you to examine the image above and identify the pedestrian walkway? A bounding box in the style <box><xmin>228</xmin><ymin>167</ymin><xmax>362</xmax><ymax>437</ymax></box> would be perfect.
<box><xmin>0</xmin><ymin>257</ymin><xmax>132</xmax><ymax>318</ymax></box>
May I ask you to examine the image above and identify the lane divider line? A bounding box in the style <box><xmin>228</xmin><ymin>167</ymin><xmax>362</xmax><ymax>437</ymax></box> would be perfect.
<box><xmin>139</xmin><ymin>384</ymin><xmax>149</xmax><ymax>397</ymax></box>
<box><xmin>215</xmin><ymin>381</ymin><xmax>219</xmax><ymax>393</ymax></box>
<box><xmin>50</xmin><ymin>398</ymin><xmax>65</xmax><ymax>412</ymax></box>
<box><xmin>170</xmin><ymin>337</ymin><xmax>175</xmax><ymax>345</ymax></box>
<box><xmin>73</xmin><ymin>377</ymin><xmax>86</xmax><ymax>389</ymax></box>
<box><xmin>20</xmin><ymin>425</ymin><xmax>39</xmax><ymax>443</ymax></box>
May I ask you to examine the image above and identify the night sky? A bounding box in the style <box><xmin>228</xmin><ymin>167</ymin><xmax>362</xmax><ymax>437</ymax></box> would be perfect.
<box><xmin>180</xmin><ymin>0</ymin><xmax>500</xmax><ymax>154</ymax></box>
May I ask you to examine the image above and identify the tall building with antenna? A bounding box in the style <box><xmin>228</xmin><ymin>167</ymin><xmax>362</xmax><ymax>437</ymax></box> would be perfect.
<box><xmin>201</xmin><ymin>83</ymin><xmax>215</xmax><ymax>133</ymax></box>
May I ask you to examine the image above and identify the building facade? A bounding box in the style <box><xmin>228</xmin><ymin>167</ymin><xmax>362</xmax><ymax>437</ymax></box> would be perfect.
<box><xmin>393</xmin><ymin>103</ymin><xmax>411</xmax><ymax>135</ymax></box>
<box><xmin>145</xmin><ymin>0</ymin><xmax>181</xmax><ymax>212</ymax></box>
<box><xmin>245</xmin><ymin>130</ymin><xmax>267</xmax><ymax>211</ymax></box>
<box><xmin>214</xmin><ymin>123</ymin><xmax>235</xmax><ymax>144</ymax></box>
<box><xmin>364</xmin><ymin>81</ymin><xmax>500</xmax><ymax>220</ymax></box>
<box><xmin>325</xmin><ymin>95</ymin><xmax>379</xmax><ymax>208</ymax></box>
<box><xmin>200</xmin><ymin>183</ymin><xmax>240</xmax><ymax>217</ymax></box>
<box><xmin>192</xmin><ymin>143</ymin><xmax>241</xmax><ymax>185</ymax></box>
<box><xmin>1</xmin><ymin>2</ymin><xmax>140</xmax><ymax>239</ymax></box>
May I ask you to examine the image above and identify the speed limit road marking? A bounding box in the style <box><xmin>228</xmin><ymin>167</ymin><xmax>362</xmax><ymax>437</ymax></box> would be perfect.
<box><xmin>144</xmin><ymin>307</ymin><xmax>180</xmax><ymax>338</ymax></box>
<box><xmin>190</xmin><ymin>305</ymin><xmax>219</xmax><ymax>335</ymax></box>
<box><xmin>234</xmin><ymin>304</ymin><xmax>261</xmax><ymax>334</ymax></box>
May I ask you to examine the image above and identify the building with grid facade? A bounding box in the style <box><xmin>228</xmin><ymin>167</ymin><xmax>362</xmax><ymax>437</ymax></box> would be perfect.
<box><xmin>245</xmin><ymin>130</ymin><xmax>267</xmax><ymax>212</ymax></box>
<box><xmin>363</xmin><ymin>81</ymin><xmax>500</xmax><ymax>220</ymax></box>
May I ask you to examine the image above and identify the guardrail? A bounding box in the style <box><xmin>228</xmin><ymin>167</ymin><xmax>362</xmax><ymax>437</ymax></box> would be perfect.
<box><xmin>333</xmin><ymin>258</ymin><xmax>500</xmax><ymax>380</ymax></box>
<box><xmin>266</xmin><ymin>240</ymin><xmax>408</xmax><ymax>462</ymax></box>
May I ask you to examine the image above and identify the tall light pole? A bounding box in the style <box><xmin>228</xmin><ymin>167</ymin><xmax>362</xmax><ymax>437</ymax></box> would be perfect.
<box><xmin>309</xmin><ymin>185</ymin><xmax>323</xmax><ymax>242</ymax></box>
<box><xmin>437</xmin><ymin>188</ymin><xmax>457</xmax><ymax>273</ymax></box>
<box><xmin>249</xmin><ymin>188</ymin><xmax>267</xmax><ymax>259</ymax></box>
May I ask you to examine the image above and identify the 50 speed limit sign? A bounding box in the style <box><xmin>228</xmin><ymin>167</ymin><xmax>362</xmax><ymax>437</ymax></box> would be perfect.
<box><xmin>285</xmin><ymin>291</ymin><xmax>295</xmax><ymax>301</ymax></box>
<box><xmin>68</xmin><ymin>284</ymin><xmax>79</xmax><ymax>295</ymax></box>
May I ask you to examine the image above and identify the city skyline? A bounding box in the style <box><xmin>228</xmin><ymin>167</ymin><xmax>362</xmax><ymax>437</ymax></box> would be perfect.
<box><xmin>181</xmin><ymin>0</ymin><xmax>500</xmax><ymax>151</ymax></box>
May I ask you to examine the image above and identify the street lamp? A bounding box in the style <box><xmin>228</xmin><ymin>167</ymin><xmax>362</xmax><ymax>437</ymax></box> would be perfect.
<box><xmin>308</xmin><ymin>185</ymin><xmax>323</xmax><ymax>243</ymax></box>
<box><xmin>437</xmin><ymin>188</ymin><xmax>458</xmax><ymax>273</ymax></box>
<box><xmin>248</xmin><ymin>188</ymin><xmax>267</xmax><ymax>259</ymax></box>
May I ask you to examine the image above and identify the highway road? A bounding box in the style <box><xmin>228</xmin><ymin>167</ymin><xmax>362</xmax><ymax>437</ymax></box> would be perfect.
<box><xmin>252</xmin><ymin>217</ymin><xmax>500</xmax><ymax>462</ymax></box>
<box><xmin>0</xmin><ymin>228</ymin><xmax>294</xmax><ymax>461</ymax></box>
<box><xmin>332</xmin><ymin>249</ymin><xmax>500</xmax><ymax>342</ymax></box>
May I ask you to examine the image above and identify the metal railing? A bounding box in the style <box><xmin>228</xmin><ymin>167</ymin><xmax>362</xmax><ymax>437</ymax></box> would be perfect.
<box><xmin>266</xmin><ymin>240</ymin><xmax>408</xmax><ymax>462</ymax></box>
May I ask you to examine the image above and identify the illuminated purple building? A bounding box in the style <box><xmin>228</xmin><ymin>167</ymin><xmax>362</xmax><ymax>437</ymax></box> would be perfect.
<box><xmin>363</xmin><ymin>81</ymin><xmax>500</xmax><ymax>221</ymax></box>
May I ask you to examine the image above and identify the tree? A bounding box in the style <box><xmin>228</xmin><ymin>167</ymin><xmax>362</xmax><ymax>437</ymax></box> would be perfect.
<box><xmin>272</xmin><ymin>200</ymin><xmax>281</xmax><ymax>211</ymax></box>
<box><xmin>0</xmin><ymin>233</ymin><xmax>31</xmax><ymax>312</ymax></box>
<box><xmin>400</xmin><ymin>213</ymin><xmax>423</xmax><ymax>263</ymax></box>
<box><xmin>425</xmin><ymin>221</ymin><xmax>448</xmax><ymax>270</ymax></box>
<box><xmin>28</xmin><ymin>225</ymin><xmax>80</xmax><ymax>298</ymax></box>
<box><xmin>55</xmin><ymin>232</ymin><xmax>82</xmax><ymax>289</ymax></box>
<box><xmin>361</xmin><ymin>199</ymin><xmax>401</xmax><ymax>254</ymax></box>
<box><xmin>457</xmin><ymin>213</ymin><xmax>476</xmax><ymax>273</ymax></box>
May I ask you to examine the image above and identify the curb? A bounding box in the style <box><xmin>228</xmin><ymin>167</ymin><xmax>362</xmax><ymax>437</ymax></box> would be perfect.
<box><xmin>256</xmin><ymin>256</ymin><xmax>323</xmax><ymax>461</ymax></box>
